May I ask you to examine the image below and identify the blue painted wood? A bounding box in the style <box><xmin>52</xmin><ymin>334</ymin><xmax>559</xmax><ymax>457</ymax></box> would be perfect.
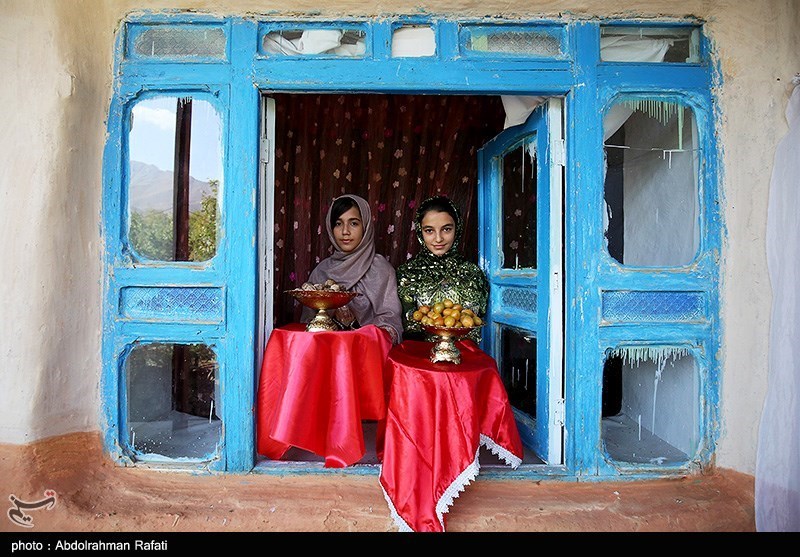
<box><xmin>223</xmin><ymin>18</ymin><xmax>261</xmax><ymax>472</ymax></box>
<box><xmin>252</xmin><ymin>59</ymin><xmax>574</xmax><ymax>93</ymax></box>
<box><xmin>116</xmin><ymin>322</ymin><xmax>226</xmax><ymax>338</ymax></box>
<box><xmin>103</xmin><ymin>23</ymin><xmax>236</xmax><ymax>471</ymax></box>
<box><xmin>477</xmin><ymin>102</ymin><xmax>556</xmax><ymax>461</ymax></box>
<box><xmin>102</xmin><ymin>14</ymin><xmax>720</xmax><ymax>479</ymax></box>
<box><xmin>117</xmin><ymin>65</ymin><xmax>235</xmax><ymax>84</ymax></box>
<box><xmin>101</xmin><ymin>97</ymin><xmax>126</xmax><ymax>462</ymax></box>
<box><xmin>600</xmin><ymin>325</ymin><xmax>712</xmax><ymax>345</ymax></box>
<box><xmin>567</xmin><ymin>21</ymin><xmax>606</xmax><ymax>477</ymax></box>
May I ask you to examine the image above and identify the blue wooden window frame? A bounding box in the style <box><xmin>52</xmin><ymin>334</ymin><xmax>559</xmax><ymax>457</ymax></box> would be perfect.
<box><xmin>102</xmin><ymin>14</ymin><xmax>720</xmax><ymax>480</ymax></box>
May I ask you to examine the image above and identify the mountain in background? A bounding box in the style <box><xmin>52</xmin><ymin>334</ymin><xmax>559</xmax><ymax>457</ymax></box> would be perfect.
<box><xmin>129</xmin><ymin>160</ymin><xmax>214</xmax><ymax>212</ymax></box>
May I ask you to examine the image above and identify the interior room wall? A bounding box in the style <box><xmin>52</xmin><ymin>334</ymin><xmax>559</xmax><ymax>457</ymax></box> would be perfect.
<box><xmin>622</xmin><ymin>108</ymin><xmax>698</xmax><ymax>266</ymax></box>
<box><xmin>621</xmin><ymin>354</ymin><xmax>699</xmax><ymax>456</ymax></box>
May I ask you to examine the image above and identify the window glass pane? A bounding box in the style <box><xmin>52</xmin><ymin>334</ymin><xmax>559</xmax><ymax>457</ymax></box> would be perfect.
<box><xmin>498</xmin><ymin>326</ymin><xmax>537</xmax><ymax>418</ymax></box>
<box><xmin>129</xmin><ymin>24</ymin><xmax>227</xmax><ymax>60</ymax></box>
<box><xmin>600</xmin><ymin>26</ymin><xmax>700</xmax><ymax>63</ymax></box>
<box><xmin>262</xmin><ymin>28</ymin><xmax>366</xmax><ymax>57</ymax></box>
<box><xmin>603</xmin><ymin>98</ymin><xmax>699</xmax><ymax>267</ymax></box>
<box><xmin>502</xmin><ymin>138</ymin><xmax>537</xmax><ymax>269</ymax></box>
<box><xmin>392</xmin><ymin>26</ymin><xmax>436</xmax><ymax>57</ymax></box>
<box><xmin>126</xmin><ymin>343</ymin><xmax>221</xmax><ymax>460</ymax></box>
<box><xmin>128</xmin><ymin>96</ymin><xmax>222</xmax><ymax>262</ymax></box>
<box><xmin>602</xmin><ymin>346</ymin><xmax>699</xmax><ymax>465</ymax></box>
<box><xmin>463</xmin><ymin>26</ymin><xmax>563</xmax><ymax>58</ymax></box>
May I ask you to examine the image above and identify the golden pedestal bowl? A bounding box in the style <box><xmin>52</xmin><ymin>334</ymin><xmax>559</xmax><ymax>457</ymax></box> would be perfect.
<box><xmin>287</xmin><ymin>290</ymin><xmax>359</xmax><ymax>332</ymax></box>
<box><xmin>421</xmin><ymin>324</ymin><xmax>482</xmax><ymax>364</ymax></box>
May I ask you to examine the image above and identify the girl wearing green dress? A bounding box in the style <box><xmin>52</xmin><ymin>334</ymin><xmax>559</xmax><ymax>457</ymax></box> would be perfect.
<box><xmin>396</xmin><ymin>196</ymin><xmax>488</xmax><ymax>343</ymax></box>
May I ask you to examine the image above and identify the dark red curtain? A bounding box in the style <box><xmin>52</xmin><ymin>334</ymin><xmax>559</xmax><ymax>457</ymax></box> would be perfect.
<box><xmin>272</xmin><ymin>93</ymin><xmax>506</xmax><ymax>326</ymax></box>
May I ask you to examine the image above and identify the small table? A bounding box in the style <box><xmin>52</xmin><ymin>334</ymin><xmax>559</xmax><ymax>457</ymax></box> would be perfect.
<box><xmin>256</xmin><ymin>323</ymin><xmax>392</xmax><ymax>468</ymax></box>
<box><xmin>378</xmin><ymin>340</ymin><xmax>524</xmax><ymax>532</ymax></box>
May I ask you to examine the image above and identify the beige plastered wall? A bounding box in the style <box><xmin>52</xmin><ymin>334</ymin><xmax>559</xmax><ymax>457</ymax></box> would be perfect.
<box><xmin>1</xmin><ymin>0</ymin><xmax>797</xmax><ymax>475</ymax></box>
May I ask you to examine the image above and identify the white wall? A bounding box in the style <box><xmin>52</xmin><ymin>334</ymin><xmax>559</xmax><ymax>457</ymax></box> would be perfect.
<box><xmin>0</xmin><ymin>0</ymin><xmax>114</xmax><ymax>442</ymax></box>
<box><xmin>1</xmin><ymin>0</ymin><xmax>797</xmax><ymax>476</ymax></box>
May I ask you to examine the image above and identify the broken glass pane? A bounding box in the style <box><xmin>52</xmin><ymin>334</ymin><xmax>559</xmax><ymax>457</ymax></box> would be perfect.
<box><xmin>601</xmin><ymin>346</ymin><xmax>699</xmax><ymax>465</ymax></box>
<box><xmin>262</xmin><ymin>28</ymin><xmax>367</xmax><ymax>57</ymax></box>
<box><xmin>392</xmin><ymin>26</ymin><xmax>436</xmax><ymax>57</ymax></box>
<box><xmin>125</xmin><ymin>342</ymin><xmax>221</xmax><ymax>460</ymax></box>
<box><xmin>603</xmin><ymin>98</ymin><xmax>699</xmax><ymax>267</ymax></box>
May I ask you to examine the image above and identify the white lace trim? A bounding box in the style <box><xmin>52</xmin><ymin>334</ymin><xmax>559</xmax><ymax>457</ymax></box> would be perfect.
<box><xmin>379</xmin><ymin>465</ymin><xmax>414</xmax><ymax>532</ymax></box>
<box><xmin>480</xmin><ymin>433</ymin><xmax>522</xmax><ymax>469</ymax></box>
<box><xmin>382</xmin><ymin>438</ymin><xmax>521</xmax><ymax>532</ymax></box>
<box><xmin>431</xmin><ymin>446</ymin><xmax>481</xmax><ymax>531</ymax></box>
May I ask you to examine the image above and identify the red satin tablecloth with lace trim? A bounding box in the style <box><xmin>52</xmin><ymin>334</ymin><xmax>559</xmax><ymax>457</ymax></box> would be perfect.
<box><xmin>378</xmin><ymin>340</ymin><xmax>523</xmax><ymax>532</ymax></box>
<box><xmin>256</xmin><ymin>323</ymin><xmax>392</xmax><ymax>468</ymax></box>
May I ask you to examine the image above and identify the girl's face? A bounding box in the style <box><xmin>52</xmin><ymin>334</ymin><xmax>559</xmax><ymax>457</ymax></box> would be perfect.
<box><xmin>420</xmin><ymin>210</ymin><xmax>456</xmax><ymax>256</ymax></box>
<box><xmin>333</xmin><ymin>205</ymin><xmax>364</xmax><ymax>253</ymax></box>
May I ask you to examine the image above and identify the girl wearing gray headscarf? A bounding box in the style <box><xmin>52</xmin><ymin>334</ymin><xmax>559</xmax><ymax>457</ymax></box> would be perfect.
<box><xmin>301</xmin><ymin>194</ymin><xmax>403</xmax><ymax>344</ymax></box>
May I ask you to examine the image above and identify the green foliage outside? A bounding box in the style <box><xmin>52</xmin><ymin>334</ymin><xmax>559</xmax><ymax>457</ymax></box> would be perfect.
<box><xmin>129</xmin><ymin>180</ymin><xmax>218</xmax><ymax>262</ymax></box>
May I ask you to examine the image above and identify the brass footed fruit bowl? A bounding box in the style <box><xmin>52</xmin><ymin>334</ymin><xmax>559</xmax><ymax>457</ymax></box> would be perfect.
<box><xmin>287</xmin><ymin>289</ymin><xmax>359</xmax><ymax>332</ymax></box>
<box><xmin>421</xmin><ymin>323</ymin><xmax>482</xmax><ymax>364</ymax></box>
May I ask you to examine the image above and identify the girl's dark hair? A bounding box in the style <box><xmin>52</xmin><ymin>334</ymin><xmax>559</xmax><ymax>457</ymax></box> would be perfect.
<box><xmin>330</xmin><ymin>196</ymin><xmax>360</xmax><ymax>229</ymax></box>
<box><xmin>417</xmin><ymin>196</ymin><xmax>458</xmax><ymax>223</ymax></box>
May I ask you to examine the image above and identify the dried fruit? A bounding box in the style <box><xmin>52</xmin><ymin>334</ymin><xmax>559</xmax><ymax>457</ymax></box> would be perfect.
<box><xmin>300</xmin><ymin>280</ymin><xmax>344</xmax><ymax>292</ymax></box>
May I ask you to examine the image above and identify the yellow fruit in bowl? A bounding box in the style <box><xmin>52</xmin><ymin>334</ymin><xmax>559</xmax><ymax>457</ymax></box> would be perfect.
<box><xmin>412</xmin><ymin>300</ymin><xmax>483</xmax><ymax>330</ymax></box>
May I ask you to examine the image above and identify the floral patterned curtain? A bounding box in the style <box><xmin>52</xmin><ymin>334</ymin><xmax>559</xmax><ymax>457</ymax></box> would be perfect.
<box><xmin>272</xmin><ymin>93</ymin><xmax>507</xmax><ymax>326</ymax></box>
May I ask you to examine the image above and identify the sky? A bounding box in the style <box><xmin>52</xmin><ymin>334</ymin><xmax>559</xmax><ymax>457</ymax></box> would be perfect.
<box><xmin>129</xmin><ymin>96</ymin><xmax>223</xmax><ymax>183</ymax></box>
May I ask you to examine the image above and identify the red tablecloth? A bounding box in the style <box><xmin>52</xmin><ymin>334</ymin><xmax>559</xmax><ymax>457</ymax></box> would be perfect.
<box><xmin>256</xmin><ymin>323</ymin><xmax>392</xmax><ymax>468</ymax></box>
<box><xmin>378</xmin><ymin>340</ymin><xmax>524</xmax><ymax>532</ymax></box>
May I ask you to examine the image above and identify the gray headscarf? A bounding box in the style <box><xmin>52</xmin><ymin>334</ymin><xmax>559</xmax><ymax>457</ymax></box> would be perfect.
<box><xmin>312</xmin><ymin>195</ymin><xmax>376</xmax><ymax>289</ymax></box>
<box><xmin>302</xmin><ymin>194</ymin><xmax>404</xmax><ymax>343</ymax></box>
